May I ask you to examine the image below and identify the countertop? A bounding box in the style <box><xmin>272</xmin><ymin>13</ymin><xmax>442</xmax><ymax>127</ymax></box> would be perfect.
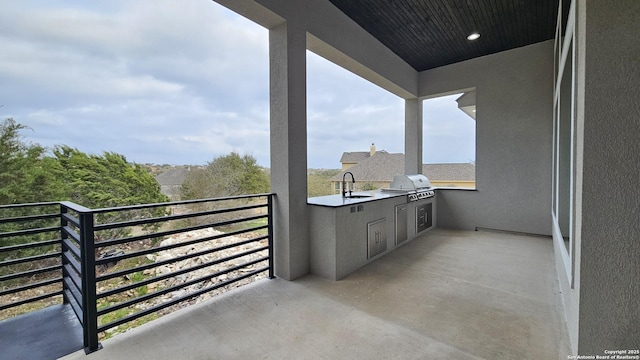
<box><xmin>307</xmin><ymin>190</ymin><xmax>408</xmax><ymax>207</ymax></box>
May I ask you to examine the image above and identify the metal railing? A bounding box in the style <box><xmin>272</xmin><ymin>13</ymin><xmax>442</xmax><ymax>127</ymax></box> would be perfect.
<box><xmin>0</xmin><ymin>202</ymin><xmax>63</xmax><ymax>312</ymax></box>
<box><xmin>0</xmin><ymin>194</ymin><xmax>275</xmax><ymax>353</ymax></box>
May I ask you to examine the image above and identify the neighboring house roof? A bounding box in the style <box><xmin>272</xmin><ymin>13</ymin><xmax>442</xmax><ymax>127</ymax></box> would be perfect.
<box><xmin>422</xmin><ymin>163</ymin><xmax>476</xmax><ymax>181</ymax></box>
<box><xmin>340</xmin><ymin>151</ymin><xmax>371</xmax><ymax>164</ymax></box>
<box><xmin>332</xmin><ymin>152</ymin><xmax>475</xmax><ymax>182</ymax></box>
<box><xmin>332</xmin><ymin>152</ymin><xmax>404</xmax><ymax>182</ymax></box>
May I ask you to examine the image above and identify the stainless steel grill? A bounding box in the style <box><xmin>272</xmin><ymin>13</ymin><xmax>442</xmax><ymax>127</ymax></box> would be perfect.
<box><xmin>383</xmin><ymin>174</ymin><xmax>435</xmax><ymax>202</ymax></box>
<box><xmin>389</xmin><ymin>174</ymin><xmax>431</xmax><ymax>190</ymax></box>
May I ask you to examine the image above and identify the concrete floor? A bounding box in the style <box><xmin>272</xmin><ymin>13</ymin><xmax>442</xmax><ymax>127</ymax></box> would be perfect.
<box><xmin>61</xmin><ymin>229</ymin><xmax>570</xmax><ymax>360</ymax></box>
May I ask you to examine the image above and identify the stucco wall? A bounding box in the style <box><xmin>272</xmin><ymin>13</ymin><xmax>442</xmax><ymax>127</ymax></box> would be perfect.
<box><xmin>576</xmin><ymin>0</ymin><xmax>640</xmax><ymax>353</ymax></box>
<box><xmin>269</xmin><ymin>21</ymin><xmax>310</xmax><ymax>280</ymax></box>
<box><xmin>419</xmin><ymin>41</ymin><xmax>554</xmax><ymax>235</ymax></box>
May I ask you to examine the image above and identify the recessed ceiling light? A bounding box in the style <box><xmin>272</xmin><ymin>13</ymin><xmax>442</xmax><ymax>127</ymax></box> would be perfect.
<box><xmin>467</xmin><ymin>32</ymin><xmax>480</xmax><ymax>41</ymax></box>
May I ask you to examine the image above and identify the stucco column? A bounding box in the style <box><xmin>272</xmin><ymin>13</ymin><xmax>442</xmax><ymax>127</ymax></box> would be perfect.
<box><xmin>269</xmin><ymin>21</ymin><xmax>309</xmax><ymax>280</ymax></box>
<box><xmin>404</xmin><ymin>98</ymin><xmax>423</xmax><ymax>174</ymax></box>
<box><xmin>575</xmin><ymin>0</ymin><xmax>640</xmax><ymax>353</ymax></box>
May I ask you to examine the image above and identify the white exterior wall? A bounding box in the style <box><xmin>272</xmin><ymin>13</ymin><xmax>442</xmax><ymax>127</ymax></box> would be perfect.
<box><xmin>269</xmin><ymin>21</ymin><xmax>310</xmax><ymax>280</ymax></box>
<box><xmin>404</xmin><ymin>98</ymin><xmax>423</xmax><ymax>174</ymax></box>
<box><xmin>419</xmin><ymin>41</ymin><xmax>555</xmax><ymax>235</ymax></box>
<box><xmin>572</xmin><ymin>0</ymin><xmax>640</xmax><ymax>354</ymax></box>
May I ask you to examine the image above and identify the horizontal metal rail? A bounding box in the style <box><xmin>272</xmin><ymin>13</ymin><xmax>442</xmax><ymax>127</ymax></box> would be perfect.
<box><xmin>0</xmin><ymin>277</ymin><xmax>62</xmax><ymax>297</ymax></box>
<box><xmin>0</xmin><ymin>251</ymin><xmax>60</xmax><ymax>267</ymax></box>
<box><xmin>0</xmin><ymin>202</ymin><xmax>59</xmax><ymax>210</ymax></box>
<box><xmin>63</xmin><ymin>276</ymin><xmax>83</xmax><ymax>307</ymax></box>
<box><xmin>61</xmin><ymin>212</ymin><xmax>80</xmax><ymax>228</ymax></box>
<box><xmin>63</xmin><ymin>263</ymin><xmax>82</xmax><ymax>291</ymax></box>
<box><xmin>65</xmin><ymin>288</ymin><xmax>83</xmax><ymax>326</ymax></box>
<box><xmin>0</xmin><ymin>239</ymin><xmax>60</xmax><ymax>254</ymax></box>
<box><xmin>0</xmin><ymin>226</ymin><xmax>59</xmax><ymax>239</ymax></box>
<box><xmin>0</xmin><ymin>212</ymin><xmax>59</xmax><ymax>225</ymax></box>
<box><xmin>0</xmin><ymin>264</ymin><xmax>62</xmax><ymax>282</ymax></box>
<box><xmin>61</xmin><ymin>238</ymin><xmax>81</xmax><ymax>261</ymax></box>
<box><xmin>0</xmin><ymin>290</ymin><xmax>63</xmax><ymax>312</ymax></box>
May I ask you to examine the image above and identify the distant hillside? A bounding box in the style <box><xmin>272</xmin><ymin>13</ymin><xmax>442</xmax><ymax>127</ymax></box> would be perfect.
<box><xmin>145</xmin><ymin>165</ymin><xmax>203</xmax><ymax>200</ymax></box>
<box><xmin>308</xmin><ymin>168</ymin><xmax>341</xmax><ymax>197</ymax></box>
<box><xmin>144</xmin><ymin>164</ymin><xmax>339</xmax><ymax>200</ymax></box>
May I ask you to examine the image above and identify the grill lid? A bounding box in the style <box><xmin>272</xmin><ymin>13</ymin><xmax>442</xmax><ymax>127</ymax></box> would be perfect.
<box><xmin>389</xmin><ymin>174</ymin><xmax>432</xmax><ymax>191</ymax></box>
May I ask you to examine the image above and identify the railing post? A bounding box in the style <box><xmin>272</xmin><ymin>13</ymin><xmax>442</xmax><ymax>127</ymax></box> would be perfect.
<box><xmin>267</xmin><ymin>194</ymin><xmax>275</xmax><ymax>279</ymax></box>
<box><xmin>60</xmin><ymin>204</ymin><xmax>69</xmax><ymax>305</ymax></box>
<box><xmin>79</xmin><ymin>210</ymin><xmax>101</xmax><ymax>353</ymax></box>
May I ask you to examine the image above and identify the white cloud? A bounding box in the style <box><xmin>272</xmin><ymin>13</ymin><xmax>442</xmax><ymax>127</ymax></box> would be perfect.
<box><xmin>0</xmin><ymin>1</ymin><xmax>271</xmax><ymax>165</ymax></box>
<box><xmin>306</xmin><ymin>51</ymin><xmax>406</xmax><ymax>167</ymax></box>
<box><xmin>423</xmin><ymin>94</ymin><xmax>476</xmax><ymax>163</ymax></box>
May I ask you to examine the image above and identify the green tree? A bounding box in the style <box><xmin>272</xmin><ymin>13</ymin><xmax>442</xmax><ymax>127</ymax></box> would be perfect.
<box><xmin>53</xmin><ymin>146</ymin><xmax>170</xmax><ymax>240</ymax></box>
<box><xmin>181</xmin><ymin>152</ymin><xmax>269</xmax><ymax>200</ymax></box>
<box><xmin>53</xmin><ymin>146</ymin><xmax>169</xmax><ymax>208</ymax></box>
<box><xmin>0</xmin><ymin>118</ymin><xmax>67</xmax><ymax>204</ymax></box>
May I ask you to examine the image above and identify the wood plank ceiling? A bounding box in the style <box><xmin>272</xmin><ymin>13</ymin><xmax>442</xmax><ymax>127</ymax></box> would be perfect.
<box><xmin>328</xmin><ymin>0</ymin><xmax>567</xmax><ymax>72</ymax></box>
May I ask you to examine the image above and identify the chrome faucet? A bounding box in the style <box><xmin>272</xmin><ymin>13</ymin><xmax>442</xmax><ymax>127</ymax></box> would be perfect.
<box><xmin>342</xmin><ymin>171</ymin><xmax>355</xmax><ymax>197</ymax></box>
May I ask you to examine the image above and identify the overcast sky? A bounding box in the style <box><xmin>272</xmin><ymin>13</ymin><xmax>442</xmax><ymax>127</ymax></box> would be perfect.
<box><xmin>0</xmin><ymin>0</ymin><xmax>475</xmax><ymax>169</ymax></box>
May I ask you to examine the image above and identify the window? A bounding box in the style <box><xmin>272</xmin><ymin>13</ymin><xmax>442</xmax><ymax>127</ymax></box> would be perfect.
<box><xmin>422</xmin><ymin>91</ymin><xmax>476</xmax><ymax>189</ymax></box>
<box><xmin>552</xmin><ymin>0</ymin><xmax>575</xmax><ymax>284</ymax></box>
<box><xmin>306</xmin><ymin>50</ymin><xmax>404</xmax><ymax>197</ymax></box>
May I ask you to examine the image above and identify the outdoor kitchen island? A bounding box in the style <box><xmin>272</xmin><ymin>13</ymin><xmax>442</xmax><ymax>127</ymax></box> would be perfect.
<box><xmin>308</xmin><ymin>189</ymin><xmax>436</xmax><ymax>280</ymax></box>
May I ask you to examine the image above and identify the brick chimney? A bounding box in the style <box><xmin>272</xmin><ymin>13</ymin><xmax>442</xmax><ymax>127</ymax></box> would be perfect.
<box><xmin>370</xmin><ymin>143</ymin><xmax>376</xmax><ymax>157</ymax></box>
